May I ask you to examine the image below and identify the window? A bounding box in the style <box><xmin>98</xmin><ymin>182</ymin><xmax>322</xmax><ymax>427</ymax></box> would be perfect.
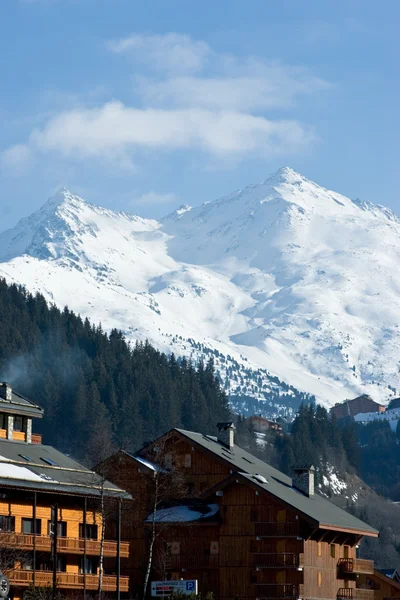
<box><xmin>330</xmin><ymin>544</ymin><xmax>336</xmax><ymax>558</ymax></box>
<box><xmin>187</xmin><ymin>482</ymin><xmax>195</xmax><ymax>496</ymax></box>
<box><xmin>164</xmin><ymin>454</ymin><xmax>172</xmax><ymax>469</ymax></box>
<box><xmin>21</xmin><ymin>554</ymin><xmax>33</xmax><ymax>570</ymax></box>
<box><xmin>41</xmin><ymin>457</ymin><xmax>58</xmax><ymax>466</ymax></box>
<box><xmin>80</xmin><ymin>557</ymin><xmax>98</xmax><ymax>574</ymax></box>
<box><xmin>317</xmin><ymin>542</ymin><xmax>322</xmax><ymax>557</ymax></box>
<box><xmin>250</xmin><ymin>509</ymin><xmax>258</xmax><ymax>522</ymax></box>
<box><xmin>14</xmin><ymin>416</ymin><xmax>24</xmax><ymax>432</ymax></box>
<box><xmin>184</xmin><ymin>454</ymin><xmax>192</xmax><ymax>468</ymax></box>
<box><xmin>166</xmin><ymin>542</ymin><xmax>180</xmax><ymax>556</ymax></box>
<box><xmin>210</xmin><ymin>541</ymin><xmax>219</xmax><ymax>555</ymax></box>
<box><xmin>22</xmin><ymin>518</ymin><xmax>41</xmax><ymax>535</ymax></box>
<box><xmin>0</xmin><ymin>414</ymin><xmax>6</xmax><ymax>430</ymax></box>
<box><xmin>19</xmin><ymin>454</ymin><xmax>31</xmax><ymax>462</ymax></box>
<box><xmin>79</xmin><ymin>524</ymin><xmax>98</xmax><ymax>539</ymax></box>
<box><xmin>317</xmin><ymin>572</ymin><xmax>322</xmax><ymax>587</ymax></box>
<box><xmin>199</xmin><ymin>482</ymin><xmax>208</xmax><ymax>493</ymax></box>
<box><xmin>344</xmin><ymin>545</ymin><xmax>349</xmax><ymax>559</ymax></box>
<box><xmin>48</xmin><ymin>520</ymin><xmax>67</xmax><ymax>537</ymax></box>
<box><xmin>57</xmin><ymin>556</ymin><xmax>66</xmax><ymax>572</ymax></box>
<box><xmin>0</xmin><ymin>516</ymin><xmax>15</xmax><ymax>532</ymax></box>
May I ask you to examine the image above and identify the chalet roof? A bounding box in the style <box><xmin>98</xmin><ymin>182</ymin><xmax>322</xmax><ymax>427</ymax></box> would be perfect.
<box><xmin>0</xmin><ymin>439</ymin><xmax>130</xmax><ymax>499</ymax></box>
<box><xmin>0</xmin><ymin>387</ymin><xmax>43</xmax><ymax>418</ymax></box>
<box><xmin>174</xmin><ymin>428</ymin><xmax>378</xmax><ymax>537</ymax></box>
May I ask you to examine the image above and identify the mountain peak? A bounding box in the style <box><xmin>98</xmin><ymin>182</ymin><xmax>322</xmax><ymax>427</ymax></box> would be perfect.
<box><xmin>265</xmin><ymin>166</ymin><xmax>306</xmax><ymax>186</ymax></box>
<box><xmin>44</xmin><ymin>187</ymin><xmax>87</xmax><ymax>211</ymax></box>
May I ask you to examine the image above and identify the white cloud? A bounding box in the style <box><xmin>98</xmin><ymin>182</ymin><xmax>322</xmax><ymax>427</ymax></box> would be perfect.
<box><xmin>109</xmin><ymin>33</ymin><xmax>211</xmax><ymax>74</ymax></box>
<box><xmin>137</xmin><ymin>67</ymin><xmax>329</xmax><ymax>112</ymax></box>
<box><xmin>3</xmin><ymin>33</ymin><xmax>327</xmax><ymax>173</ymax></box>
<box><xmin>24</xmin><ymin>101</ymin><xmax>314</xmax><ymax>159</ymax></box>
<box><xmin>0</xmin><ymin>144</ymin><xmax>32</xmax><ymax>174</ymax></box>
<box><xmin>133</xmin><ymin>191</ymin><xmax>178</xmax><ymax>206</ymax></box>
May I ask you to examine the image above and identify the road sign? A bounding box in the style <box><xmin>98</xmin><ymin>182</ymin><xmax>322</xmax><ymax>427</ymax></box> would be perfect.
<box><xmin>151</xmin><ymin>580</ymin><xmax>198</xmax><ymax>597</ymax></box>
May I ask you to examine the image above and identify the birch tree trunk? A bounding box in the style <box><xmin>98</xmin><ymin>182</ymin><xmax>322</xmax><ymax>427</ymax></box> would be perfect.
<box><xmin>143</xmin><ymin>480</ymin><xmax>158</xmax><ymax>600</ymax></box>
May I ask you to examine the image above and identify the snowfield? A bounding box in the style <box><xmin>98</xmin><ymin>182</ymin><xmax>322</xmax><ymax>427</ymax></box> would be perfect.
<box><xmin>1</xmin><ymin>167</ymin><xmax>399</xmax><ymax>409</ymax></box>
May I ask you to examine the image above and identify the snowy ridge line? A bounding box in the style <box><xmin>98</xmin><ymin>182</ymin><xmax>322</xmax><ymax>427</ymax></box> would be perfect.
<box><xmin>1</xmin><ymin>167</ymin><xmax>400</xmax><ymax>410</ymax></box>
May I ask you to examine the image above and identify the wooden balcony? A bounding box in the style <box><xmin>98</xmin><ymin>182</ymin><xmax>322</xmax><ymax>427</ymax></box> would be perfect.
<box><xmin>338</xmin><ymin>559</ymin><xmax>374</xmax><ymax>575</ymax></box>
<box><xmin>254</xmin><ymin>583</ymin><xmax>303</xmax><ymax>599</ymax></box>
<box><xmin>0</xmin><ymin>533</ymin><xmax>129</xmax><ymax>558</ymax></box>
<box><xmin>0</xmin><ymin>430</ymin><xmax>42</xmax><ymax>443</ymax></box>
<box><xmin>167</xmin><ymin>554</ymin><xmax>219</xmax><ymax>569</ymax></box>
<box><xmin>254</xmin><ymin>553</ymin><xmax>304</xmax><ymax>569</ymax></box>
<box><xmin>254</xmin><ymin>522</ymin><xmax>300</xmax><ymax>538</ymax></box>
<box><xmin>337</xmin><ymin>588</ymin><xmax>375</xmax><ymax>600</ymax></box>
<box><xmin>9</xmin><ymin>570</ymin><xmax>129</xmax><ymax>592</ymax></box>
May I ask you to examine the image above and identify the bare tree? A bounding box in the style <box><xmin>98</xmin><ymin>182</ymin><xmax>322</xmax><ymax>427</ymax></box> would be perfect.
<box><xmin>0</xmin><ymin>529</ymin><xmax>30</xmax><ymax>575</ymax></box>
<box><xmin>92</xmin><ymin>454</ymin><xmax>135</xmax><ymax>600</ymax></box>
<box><xmin>141</xmin><ymin>438</ymin><xmax>186</xmax><ymax>600</ymax></box>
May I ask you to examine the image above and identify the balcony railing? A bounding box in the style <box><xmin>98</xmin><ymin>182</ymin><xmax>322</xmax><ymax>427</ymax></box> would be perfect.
<box><xmin>8</xmin><ymin>570</ymin><xmax>129</xmax><ymax>592</ymax></box>
<box><xmin>254</xmin><ymin>584</ymin><xmax>302</xmax><ymax>599</ymax></box>
<box><xmin>338</xmin><ymin>559</ymin><xmax>374</xmax><ymax>575</ymax></box>
<box><xmin>167</xmin><ymin>554</ymin><xmax>219</xmax><ymax>569</ymax></box>
<box><xmin>0</xmin><ymin>533</ymin><xmax>129</xmax><ymax>558</ymax></box>
<box><xmin>337</xmin><ymin>588</ymin><xmax>375</xmax><ymax>600</ymax></box>
<box><xmin>254</xmin><ymin>523</ymin><xmax>300</xmax><ymax>538</ymax></box>
<box><xmin>0</xmin><ymin>430</ymin><xmax>42</xmax><ymax>443</ymax></box>
<box><xmin>254</xmin><ymin>553</ymin><xmax>304</xmax><ymax>569</ymax></box>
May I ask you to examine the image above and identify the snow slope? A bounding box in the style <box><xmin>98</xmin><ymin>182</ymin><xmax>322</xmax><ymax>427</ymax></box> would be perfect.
<box><xmin>1</xmin><ymin>169</ymin><xmax>400</xmax><ymax>408</ymax></box>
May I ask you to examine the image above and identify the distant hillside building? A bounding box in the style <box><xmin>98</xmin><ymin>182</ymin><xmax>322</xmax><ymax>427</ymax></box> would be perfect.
<box><xmin>388</xmin><ymin>397</ymin><xmax>400</xmax><ymax>410</ymax></box>
<box><xmin>330</xmin><ymin>394</ymin><xmax>385</xmax><ymax>420</ymax></box>
<box><xmin>246</xmin><ymin>415</ymin><xmax>283</xmax><ymax>433</ymax></box>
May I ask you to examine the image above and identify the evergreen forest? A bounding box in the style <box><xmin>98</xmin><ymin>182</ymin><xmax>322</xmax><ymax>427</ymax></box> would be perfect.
<box><xmin>1</xmin><ymin>278</ymin><xmax>399</xmax><ymax>565</ymax></box>
<box><xmin>0</xmin><ymin>279</ymin><xmax>229</xmax><ymax>463</ymax></box>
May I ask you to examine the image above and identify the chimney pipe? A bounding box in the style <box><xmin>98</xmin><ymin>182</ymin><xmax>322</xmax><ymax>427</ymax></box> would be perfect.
<box><xmin>292</xmin><ymin>465</ymin><xmax>315</xmax><ymax>496</ymax></box>
<box><xmin>0</xmin><ymin>383</ymin><xmax>12</xmax><ymax>402</ymax></box>
<box><xmin>217</xmin><ymin>422</ymin><xmax>235</xmax><ymax>450</ymax></box>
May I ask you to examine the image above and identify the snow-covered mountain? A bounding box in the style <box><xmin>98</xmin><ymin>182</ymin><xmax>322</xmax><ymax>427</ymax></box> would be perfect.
<box><xmin>1</xmin><ymin>168</ymin><xmax>400</xmax><ymax>410</ymax></box>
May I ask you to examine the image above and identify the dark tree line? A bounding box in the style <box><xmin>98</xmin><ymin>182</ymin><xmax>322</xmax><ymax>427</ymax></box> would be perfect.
<box><xmin>356</xmin><ymin>420</ymin><xmax>400</xmax><ymax>499</ymax></box>
<box><xmin>0</xmin><ymin>279</ymin><xmax>230</xmax><ymax>463</ymax></box>
<box><xmin>272</xmin><ymin>404</ymin><xmax>400</xmax><ymax>566</ymax></box>
<box><xmin>274</xmin><ymin>404</ymin><xmax>361</xmax><ymax>482</ymax></box>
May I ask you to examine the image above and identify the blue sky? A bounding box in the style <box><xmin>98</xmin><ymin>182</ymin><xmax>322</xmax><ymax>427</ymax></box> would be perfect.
<box><xmin>0</xmin><ymin>0</ymin><xmax>399</xmax><ymax>231</ymax></box>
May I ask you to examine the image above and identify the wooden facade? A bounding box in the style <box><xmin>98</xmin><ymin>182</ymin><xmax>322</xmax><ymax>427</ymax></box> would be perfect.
<box><xmin>0</xmin><ymin>383</ymin><xmax>130</xmax><ymax>600</ymax></box>
<box><xmin>101</xmin><ymin>428</ymin><xmax>378</xmax><ymax>600</ymax></box>
<box><xmin>357</xmin><ymin>570</ymin><xmax>400</xmax><ymax>600</ymax></box>
<box><xmin>330</xmin><ymin>396</ymin><xmax>385</xmax><ymax>420</ymax></box>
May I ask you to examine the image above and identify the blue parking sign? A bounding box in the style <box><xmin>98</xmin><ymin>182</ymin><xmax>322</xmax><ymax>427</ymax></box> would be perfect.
<box><xmin>186</xmin><ymin>582</ymin><xmax>195</xmax><ymax>592</ymax></box>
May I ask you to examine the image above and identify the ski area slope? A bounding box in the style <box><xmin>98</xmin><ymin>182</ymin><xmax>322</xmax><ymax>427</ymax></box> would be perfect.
<box><xmin>1</xmin><ymin>168</ymin><xmax>400</xmax><ymax>408</ymax></box>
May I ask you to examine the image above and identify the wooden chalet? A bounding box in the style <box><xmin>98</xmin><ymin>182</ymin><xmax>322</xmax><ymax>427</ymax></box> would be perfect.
<box><xmin>330</xmin><ymin>396</ymin><xmax>385</xmax><ymax>420</ymax></box>
<box><xmin>246</xmin><ymin>416</ymin><xmax>283</xmax><ymax>434</ymax></box>
<box><xmin>0</xmin><ymin>382</ymin><xmax>130</xmax><ymax>600</ymax></box>
<box><xmin>357</xmin><ymin>569</ymin><xmax>400</xmax><ymax>600</ymax></box>
<box><xmin>101</xmin><ymin>422</ymin><xmax>378</xmax><ymax>600</ymax></box>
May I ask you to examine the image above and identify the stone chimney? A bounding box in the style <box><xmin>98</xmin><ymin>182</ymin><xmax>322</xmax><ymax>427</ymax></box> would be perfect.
<box><xmin>292</xmin><ymin>465</ymin><xmax>315</xmax><ymax>496</ymax></box>
<box><xmin>217</xmin><ymin>422</ymin><xmax>235</xmax><ymax>450</ymax></box>
<box><xmin>0</xmin><ymin>383</ymin><xmax>12</xmax><ymax>402</ymax></box>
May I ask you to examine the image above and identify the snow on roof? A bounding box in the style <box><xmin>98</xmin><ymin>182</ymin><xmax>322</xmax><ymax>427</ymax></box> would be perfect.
<box><xmin>134</xmin><ymin>456</ymin><xmax>161</xmax><ymax>472</ymax></box>
<box><xmin>145</xmin><ymin>503</ymin><xmax>219</xmax><ymax>523</ymax></box>
<box><xmin>0</xmin><ymin>462</ymin><xmax>46</xmax><ymax>482</ymax></box>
